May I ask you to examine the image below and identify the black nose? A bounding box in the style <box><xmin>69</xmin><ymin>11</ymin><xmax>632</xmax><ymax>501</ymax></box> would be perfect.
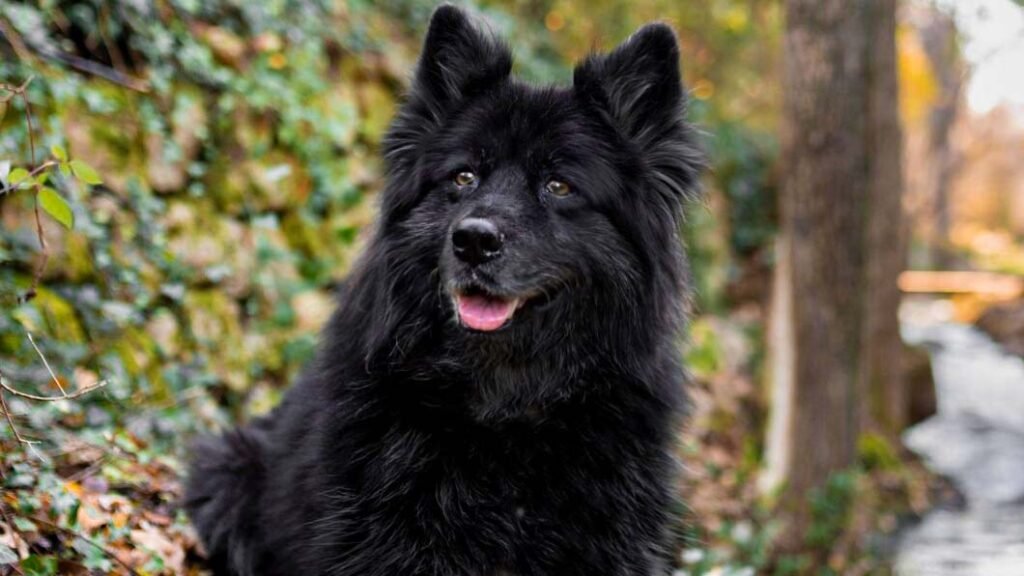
<box><xmin>452</xmin><ymin>217</ymin><xmax>503</xmax><ymax>265</ymax></box>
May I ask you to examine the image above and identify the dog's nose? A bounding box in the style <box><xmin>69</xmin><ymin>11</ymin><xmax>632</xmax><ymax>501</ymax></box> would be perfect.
<box><xmin>452</xmin><ymin>218</ymin><xmax>503</xmax><ymax>265</ymax></box>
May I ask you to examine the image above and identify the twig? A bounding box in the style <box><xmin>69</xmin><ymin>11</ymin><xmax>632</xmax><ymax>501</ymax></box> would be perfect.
<box><xmin>0</xmin><ymin>77</ymin><xmax>53</xmax><ymax>303</ymax></box>
<box><xmin>22</xmin><ymin>83</ymin><xmax>36</xmax><ymax>166</ymax></box>
<box><xmin>0</xmin><ymin>375</ymin><xmax>106</xmax><ymax>402</ymax></box>
<box><xmin>0</xmin><ymin>160</ymin><xmax>58</xmax><ymax>196</ymax></box>
<box><xmin>0</xmin><ymin>77</ymin><xmax>33</xmax><ymax>101</ymax></box>
<box><xmin>21</xmin><ymin>82</ymin><xmax>49</xmax><ymax>303</ymax></box>
<box><xmin>28</xmin><ymin>515</ymin><xmax>141</xmax><ymax>576</ymax></box>
<box><xmin>0</xmin><ymin>365</ymin><xmax>104</xmax><ymax>459</ymax></box>
<box><xmin>0</xmin><ymin>387</ymin><xmax>39</xmax><ymax>447</ymax></box>
<box><xmin>25</xmin><ymin>332</ymin><xmax>66</xmax><ymax>397</ymax></box>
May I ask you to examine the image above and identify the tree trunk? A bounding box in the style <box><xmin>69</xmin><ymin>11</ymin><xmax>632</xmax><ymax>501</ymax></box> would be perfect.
<box><xmin>862</xmin><ymin>0</ymin><xmax>906</xmax><ymax>434</ymax></box>
<box><xmin>762</xmin><ymin>0</ymin><xmax>904</xmax><ymax>551</ymax></box>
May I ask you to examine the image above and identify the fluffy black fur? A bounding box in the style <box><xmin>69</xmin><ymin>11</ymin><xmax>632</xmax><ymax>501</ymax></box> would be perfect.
<box><xmin>185</xmin><ymin>5</ymin><xmax>703</xmax><ymax>575</ymax></box>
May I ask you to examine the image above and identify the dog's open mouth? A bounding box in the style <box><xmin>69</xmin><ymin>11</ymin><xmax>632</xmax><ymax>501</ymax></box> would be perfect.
<box><xmin>453</xmin><ymin>287</ymin><xmax>522</xmax><ymax>332</ymax></box>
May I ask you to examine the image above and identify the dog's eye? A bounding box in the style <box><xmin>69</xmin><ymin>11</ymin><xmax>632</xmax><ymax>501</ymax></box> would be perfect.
<box><xmin>454</xmin><ymin>171</ymin><xmax>477</xmax><ymax>188</ymax></box>
<box><xmin>545</xmin><ymin>180</ymin><xmax>571</xmax><ymax>197</ymax></box>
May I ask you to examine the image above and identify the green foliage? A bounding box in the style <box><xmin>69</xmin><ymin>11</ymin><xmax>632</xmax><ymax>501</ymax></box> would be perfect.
<box><xmin>0</xmin><ymin>0</ymin><xmax>410</xmax><ymax>428</ymax></box>
<box><xmin>37</xmin><ymin>187</ymin><xmax>73</xmax><ymax>229</ymax></box>
<box><xmin>0</xmin><ymin>1</ymin><xmax>438</xmax><ymax>570</ymax></box>
<box><xmin>806</xmin><ymin>470</ymin><xmax>859</xmax><ymax>550</ymax></box>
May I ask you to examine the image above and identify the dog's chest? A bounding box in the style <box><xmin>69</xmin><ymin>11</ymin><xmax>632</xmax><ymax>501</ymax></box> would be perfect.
<box><xmin>365</xmin><ymin>420</ymin><xmax>600</xmax><ymax>549</ymax></box>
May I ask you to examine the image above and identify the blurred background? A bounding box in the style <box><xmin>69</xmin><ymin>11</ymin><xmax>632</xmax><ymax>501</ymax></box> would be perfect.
<box><xmin>1</xmin><ymin>0</ymin><xmax>1023</xmax><ymax>574</ymax></box>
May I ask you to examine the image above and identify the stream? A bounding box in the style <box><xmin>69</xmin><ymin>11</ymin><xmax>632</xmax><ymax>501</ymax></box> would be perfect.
<box><xmin>895</xmin><ymin>300</ymin><xmax>1024</xmax><ymax>575</ymax></box>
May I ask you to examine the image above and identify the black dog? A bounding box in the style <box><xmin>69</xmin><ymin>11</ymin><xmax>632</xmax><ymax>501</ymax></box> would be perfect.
<box><xmin>185</xmin><ymin>5</ymin><xmax>703</xmax><ymax>575</ymax></box>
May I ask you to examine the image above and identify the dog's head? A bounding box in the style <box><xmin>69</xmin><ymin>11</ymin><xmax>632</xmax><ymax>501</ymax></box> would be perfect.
<box><xmin>355</xmin><ymin>5</ymin><xmax>701</xmax><ymax>376</ymax></box>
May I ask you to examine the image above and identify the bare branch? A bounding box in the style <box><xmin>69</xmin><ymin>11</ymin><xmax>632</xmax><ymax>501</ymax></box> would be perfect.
<box><xmin>25</xmin><ymin>331</ymin><xmax>65</xmax><ymax>397</ymax></box>
<box><xmin>0</xmin><ymin>375</ymin><xmax>106</xmax><ymax>402</ymax></box>
<box><xmin>22</xmin><ymin>91</ymin><xmax>36</xmax><ymax>167</ymax></box>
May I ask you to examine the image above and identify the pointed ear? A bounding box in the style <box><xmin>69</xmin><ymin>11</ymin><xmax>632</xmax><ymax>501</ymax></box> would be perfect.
<box><xmin>414</xmin><ymin>4</ymin><xmax>512</xmax><ymax>116</ymax></box>
<box><xmin>574</xmin><ymin>24</ymin><xmax>703</xmax><ymax>208</ymax></box>
<box><xmin>381</xmin><ymin>6</ymin><xmax>512</xmax><ymax>222</ymax></box>
<box><xmin>573</xmin><ymin>23</ymin><xmax>685</xmax><ymax>148</ymax></box>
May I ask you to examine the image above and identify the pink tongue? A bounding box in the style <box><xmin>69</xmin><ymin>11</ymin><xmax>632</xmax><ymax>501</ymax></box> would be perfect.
<box><xmin>456</xmin><ymin>294</ymin><xmax>517</xmax><ymax>331</ymax></box>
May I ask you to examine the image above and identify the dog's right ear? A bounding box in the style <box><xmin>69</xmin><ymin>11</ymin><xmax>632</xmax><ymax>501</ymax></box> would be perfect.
<box><xmin>381</xmin><ymin>5</ymin><xmax>512</xmax><ymax>223</ymax></box>
<box><xmin>413</xmin><ymin>4</ymin><xmax>512</xmax><ymax>118</ymax></box>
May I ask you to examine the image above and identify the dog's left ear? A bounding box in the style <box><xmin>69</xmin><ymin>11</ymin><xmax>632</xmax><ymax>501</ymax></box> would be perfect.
<box><xmin>573</xmin><ymin>23</ymin><xmax>685</xmax><ymax>148</ymax></box>
<box><xmin>414</xmin><ymin>5</ymin><xmax>512</xmax><ymax>118</ymax></box>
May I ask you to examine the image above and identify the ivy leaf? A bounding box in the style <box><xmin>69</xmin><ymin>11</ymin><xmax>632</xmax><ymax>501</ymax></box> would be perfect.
<box><xmin>50</xmin><ymin>144</ymin><xmax>67</xmax><ymax>162</ymax></box>
<box><xmin>69</xmin><ymin>160</ymin><xmax>102</xmax><ymax>185</ymax></box>
<box><xmin>38</xmin><ymin>187</ymin><xmax>74</xmax><ymax>230</ymax></box>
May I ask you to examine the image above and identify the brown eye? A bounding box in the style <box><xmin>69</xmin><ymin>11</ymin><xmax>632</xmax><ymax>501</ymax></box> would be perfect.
<box><xmin>546</xmin><ymin>180</ymin><xmax>571</xmax><ymax>197</ymax></box>
<box><xmin>454</xmin><ymin>171</ymin><xmax>477</xmax><ymax>187</ymax></box>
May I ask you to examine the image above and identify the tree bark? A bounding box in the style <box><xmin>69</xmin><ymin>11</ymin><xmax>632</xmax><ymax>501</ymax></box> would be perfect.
<box><xmin>862</xmin><ymin>0</ymin><xmax>906</xmax><ymax>434</ymax></box>
<box><xmin>762</xmin><ymin>0</ymin><xmax>905</xmax><ymax>551</ymax></box>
